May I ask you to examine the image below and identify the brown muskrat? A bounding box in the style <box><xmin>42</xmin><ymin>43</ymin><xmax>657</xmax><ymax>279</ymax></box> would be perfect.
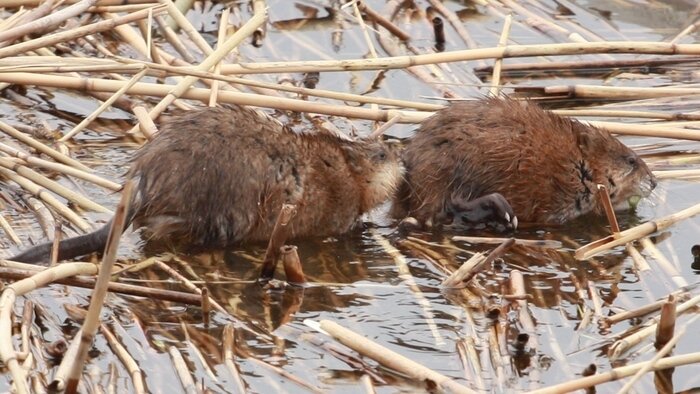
<box><xmin>391</xmin><ymin>97</ymin><xmax>656</xmax><ymax>228</ymax></box>
<box><xmin>11</xmin><ymin>106</ymin><xmax>404</xmax><ymax>264</ymax></box>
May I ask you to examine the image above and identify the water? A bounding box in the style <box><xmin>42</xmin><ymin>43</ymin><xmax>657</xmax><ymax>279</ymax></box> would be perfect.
<box><xmin>1</xmin><ymin>0</ymin><xmax>700</xmax><ymax>392</ymax></box>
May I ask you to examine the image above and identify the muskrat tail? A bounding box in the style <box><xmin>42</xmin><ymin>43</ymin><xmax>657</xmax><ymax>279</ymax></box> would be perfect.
<box><xmin>8</xmin><ymin>222</ymin><xmax>114</xmax><ymax>265</ymax></box>
<box><xmin>8</xmin><ymin>197</ymin><xmax>140</xmax><ymax>265</ymax></box>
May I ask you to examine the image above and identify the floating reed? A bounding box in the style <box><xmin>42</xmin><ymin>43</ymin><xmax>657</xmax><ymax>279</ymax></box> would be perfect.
<box><xmin>316</xmin><ymin>320</ymin><xmax>477</xmax><ymax>394</ymax></box>
<box><xmin>63</xmin><ymin>180</ymin><xmax>134</xmax><ymax>393</ymax></box>
<box><xmin>576</xmin><ymin>201</ymin><xmax>700</xmax><ymax>260</ymax></box>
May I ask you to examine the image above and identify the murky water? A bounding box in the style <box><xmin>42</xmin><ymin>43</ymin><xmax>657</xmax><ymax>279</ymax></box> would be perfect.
<box><xmin>1</xmin><ymin>0</ymin><xmax>700</xmax><ymax>392</ymax></box>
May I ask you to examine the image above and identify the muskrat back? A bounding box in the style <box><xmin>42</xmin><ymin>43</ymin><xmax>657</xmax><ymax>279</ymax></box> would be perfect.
<box><xmin>11</xmin><ymin>106</ymin><xmax>403</xmax><ymax>263</ymax></box>
<box><xmin>392</xmin><ymin>97</ymin><xmax>656</xmax><ymax>226</ymax></box>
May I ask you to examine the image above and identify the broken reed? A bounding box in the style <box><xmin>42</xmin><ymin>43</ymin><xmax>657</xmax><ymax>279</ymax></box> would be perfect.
<box><xmin>0</xmin><ymin>1</ymin><xmax>699</xmax><ymax>393</ymax></box>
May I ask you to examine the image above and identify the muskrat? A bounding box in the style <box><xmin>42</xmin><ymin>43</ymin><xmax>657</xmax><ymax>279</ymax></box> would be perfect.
<box><xmin>11</xmin><ymin>106</ymin><xmax>404</xmax><ymax>264</ymax></box>
<box><xmin>391</xmin><ymin>97</ymin><xmax>656</xmax><ymax>228</ymax></box>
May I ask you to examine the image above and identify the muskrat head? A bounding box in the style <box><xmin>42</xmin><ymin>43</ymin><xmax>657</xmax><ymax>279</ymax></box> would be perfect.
<box><xmin>577</xmin><ymin>126</ymin><xmax>657</xmax><ymax>211</ymax></box>
<box><xmin>343</xmin><ymin>138</ymin><xmax>405</xmax><ymax>210</ymax></box>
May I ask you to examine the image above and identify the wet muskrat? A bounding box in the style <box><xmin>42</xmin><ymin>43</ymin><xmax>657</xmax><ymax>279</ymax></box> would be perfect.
<box><xmin>11</xmin><ymin>106</ymin><xmax>404</xmax><ymax>263</ymax></box>
<box><xmin>391</xmin><ymin>97</ymin><xmax>656</xmax><ymax>228</ymax></box>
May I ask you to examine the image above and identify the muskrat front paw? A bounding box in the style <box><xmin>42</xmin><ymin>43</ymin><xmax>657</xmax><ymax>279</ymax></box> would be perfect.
<box><xmin>448</xmin><ymin>193</ymin><xmax>518</xmax><ymax>232</ymax></box>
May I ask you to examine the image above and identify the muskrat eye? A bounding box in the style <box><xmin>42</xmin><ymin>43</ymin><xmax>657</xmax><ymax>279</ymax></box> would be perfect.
<box><xmin>625</xmin><ymin>155</ymin><xmax>638</xmax><ymax>167</ymax></box>
<box><xmin>376</xmin><ymin>151</ymin><xmax>387</xmax><ymax>161</ymax></box>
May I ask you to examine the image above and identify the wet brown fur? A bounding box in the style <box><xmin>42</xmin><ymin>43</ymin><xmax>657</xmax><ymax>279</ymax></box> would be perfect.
<box><xmin>391</xmin><ymin>97</ymin><xmax>656</xmax><ymax>225</ymax></box>
<box><xmin>11</xmin><ymin>106</ymin><xmax>403</xmax><ymax>263</ymax></box>
<box><xmin>131</xmin><ymin>106</ymin><xmax>403</xmax><ymax>246</ymax></box>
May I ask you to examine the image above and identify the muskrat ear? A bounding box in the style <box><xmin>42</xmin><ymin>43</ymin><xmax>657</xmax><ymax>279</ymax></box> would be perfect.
<box><xmin>340</xmin><ymin>144</ymin><xmax>365</xmax><ymax>172</ymax></box>
<box><xmin>575</xmin><ymin>129</ymin><xmax>592</xmax><ymax>151</ymax></box>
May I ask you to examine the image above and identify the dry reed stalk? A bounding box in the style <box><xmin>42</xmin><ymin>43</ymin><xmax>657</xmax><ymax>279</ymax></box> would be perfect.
<box><xmin>131</xmin><ymin>106</ymin><xmax>158</xmax><ymax>140</ymax></box>
<box><xmin>168</xmin><ymin>346</ymin><xmax>197</xmax><ymax>394</ymax></box>
<box><xmin>0</xmin><ymin>265</ymin><xmax>204</xmax><ymax>304</ymax></box>
<box><xmin>452</xmin><ymin>235</ymin><xmax>562</xmax><ymax>248</ymax></box>
<box><xmin>576</xmin><ymin>201</ymin><xmax>700</xmax><ymax>260</ymax></box>
<box><xmin>486</xmin><ymin>324</ymin><xmax>506</xmax><ymax>390</ymax></box>
<box><xmin>587</xmin><ymin>280</ymin><xmax>604</xmax><ymax>319</ymax></box>
<box><xmin>89</xmin><ymin>4</ymin><xmax>154</xmax><ymax>12</ymax></box>
<box><xmin>530</xmin><ymin>351</ymin><xmax>700</xmax><ymax>394</ymax></box>
<box><xmin>489</xmin><ymin>14</ymin><xmax>513</xmax><ymax>97</ymax></box>
<box><xmin>280</xmin><ymin>245</ymin><xmax>305</xmax><ymax>285</ymax></box>
<box><xmin>259</xmin><ymin>204</ymin><xmax>297</xmax><ymax>282</ymax></box>
<box><xmin>208</xmin><ymin>7</ymin><xmax>230</xmax><ymax>107</ymax></box>
<box><xmin>18</xmin><ymin>300</ymin><xmax>32</xmax><ymax>360</ymax></box>
<box><xmin>608</xmin><ymin>292</ymin><xmax>700</xmax><ymax>360</ymax></box>
<box><xmin>154</xmin><ymin>14</ymin><xmax>194</xmax><ymax>63</ymax></box>
<box><xmin>154</xmin><ymin>259</ymin><xmax>228</xmax><ymax>314</ymax></box>
<box><xmin>316</xmin><ymin>320</ymin><xmax>477</xmax><ymax>394</ymax></box>
<box><xmin>397</xmin><ymin>239</ymin><xmax>454</xmax><ymax>275</ymax></box>
<box><xmin>554</xmin><ymin>108</ymin><xmax>700</xmax><ymax>121</ymax></box>
<box><xmin>99</xmin><ymin>323</ymin><xmax>146</xmax><ymax>393</ymax></box>
<box><xmin>48</xmin><ymin>231</ymin><xmax>65</xmax><ymax>268</ymax></box>
<box><xmin>108</xmin><ymin>57</ymin><xmax>443</xmax><ymax>111</ymax></box>
<box><xmin>544</xmin><ymin>84</ymin><xmax>700</xmax><ymax>100</ymax></box>
<box><xmin>596</xmin><ymin>184</ymin><xmax>620</xmax><ymax>233</ymax></box>
<box><xmin>368</xmin><ymin>114</ymin><xmax>402</xmax><ymax>139</ymax></box>
<box><xmin>372</xmin><ymin>230</ymin><xmax>445</xmax><ymax>346</ymax></box>
<box><xmin>0</xmin><ymin>291</ymin><xmax>27</xmax><ymax>393</ymax></box>
<box><xmin>475</xmin><ymin>56</ymin><xmax>700</xmax><ymax>77</ymax></box>
<box><xmin>131</xmin><ymin>0</ymin><xmax>267</xmax><ymax>132</ymax></box>
<box><xmin>0</xmin><ymin>213</ymin><xmax>21</xmax><ymax>245</ymax></box>
<box><xmin>0</xmin><ymin>120</ymin><xmax>90</xmax><ymax>171</ymax></box>
<box><xmin>2</xmin><ymin>149</ymin><xmax>120</xmax><ymax>191</ymax></box>
<box><xmin>349</xmin><ymin>1</ymin><xmax>377</xmax><ymax>58</ymax></box>
<box><xmin>605</xmin><ymin>292</ymin><xmax>685</xmax><ymax>326</ymax></box>
<box><xmin>0</xmin><ymin>5</ymin><xmax>167</xmax><ymax>59</ymax></box>
<box><xmin>50</xmin><ymin>328</ymin><xmax>82</xmax><ymax>391</ymax></box>
<box><xmin>583</xmin><ymin>120</ymin><xmax>700</xmax><ymax>141</ymax></box>
<box><xmin>356</xmin><ymin>1</ymin><xmax>410</xmax><ymax>42</ymax></box>
<box><xmin>109</xmin><ymin>256</ymin><xmax>160</xmax><ymax>278</ymax></box>
<box><xmin>6</xmin><ymin>262</ymin><xmax>97</xmax><ymax>294</ymax></box>
<box><xmin>0</xmin><ymin>167</ymin><xmax>91</xmax><ymax>232</ymax></box>
<box><xmin>222</xmin><ymin>324</ymin><xmax>246</xmax><ymax>394</ymax></box>
<box><xmin>63</xmin><ymin>180</ymin><xmax>134</xmax><ymax>394</ymax></box>
<box><xmin>442</xmin><ymin>253</ymin><xmax>485</xmax><ymax>288</ymax></box>
<box><xmin>426</xmin><ymin>0</ymin><xmax>484</xmax><ymax>67</ymax></box>
<box><xmin>626</xmin><ymin>244</ymin><xmax>651</xmax><ymax>271</ymax></box>
<box><xmin>670</xmin><ymin>22</ymin><xmax>700</xmax><ymax>45</ymax></box>
<box><xmin>639</xmin><ymin>238</ymin><xmax>687</xmax><ymax>288</ymax></box>
<box><xmin>458</xmin><ymin>338</ymin><xmax>486</xmax><ymax>390</ymax></box>
<box><xmin>158</xmin><ymin>0</ymin><xmax>211</xmax><ymax>56</ymax></box>
<box><xmin>375</xmin><ymin>28</ymin><xmax>461</xmax><ymax>98</ymax></box>
<box><xmin>510</xmin><ymin>270</ymin><xmax>538</xmax><ymax>350</ymax></box>
<box><xmin>60</xmin><ymin>68</ymin><xmax>149</xmax><ymax>141</ymax></box>
<box><xmin>654</xmin><ymin>295</ymin><xmax>677</xmax><ymax>349</ymax></box>
<box><xmin>0</xmin><ymin>262</ymin><xmax>100</xmax><ymax>393</ymax></box>
<box><xmin>218</xmin><ymin>42</ymin><xmax>700</xmax><ymax>74</ymax></box>
<box><xmin>0</xmin><ymin>0</ymin><xmax>56</xmax><ymax>44</ymax></box>
<box><xmin>359</xmin><ymin>374</ymin><xmax>375</xmax><ymax>394</ymax></box>
<box><xmin>618</xmin><ymin>315</ymin><xmax>698</xmax><ymax>394</ymax></box>
<box><xmin>0</xmin><ymin>72</ymin><xmax>433</xmax><ymax>123</ymax></box>
<box><xmin>0</xmin><ymin>0</ymin><xmax>97</xmax><ymax>47</ymax></box>
<box><xmin>501</xmin><ymin>0</ymin><xmax>584</xmax><ymax>42</ymax></box>
<box><xmin>443</xmin><ymin>238</ymin><xmax>515</xmax><ymax>288</ymax></box>
<box><xmin>654</xmin><ymin>169</ymin><xmax>700</xmax><ymax>179</ymax></box>
<box><xmin>0</xmin><ymin>157</ymin><xmax>110</xmax><ymax>213</ymax></box>
<box><xmin>200</xmin><ymin>287</ymin><xmax>211</xmax><ymax>326</ymax></box>
<box><xmin>4</xmin><ymin>0</ymin><xmax>154</xmax><ymax>5</ymax></box>
<box><xmin>24</xmin><ymin>196</ymin><xmax>54</xmax><ymax>237</ymax></box>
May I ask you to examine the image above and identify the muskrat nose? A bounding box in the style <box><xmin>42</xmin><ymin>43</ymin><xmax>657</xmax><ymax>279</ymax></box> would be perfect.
<box><xmin>650</xmin><ymin>176</ymin><xmax>658</xmax><ymax>190</ymax></box>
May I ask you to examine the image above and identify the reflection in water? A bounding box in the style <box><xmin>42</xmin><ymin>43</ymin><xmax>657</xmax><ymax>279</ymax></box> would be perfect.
<box><xmin>2</xmin><ymin>0</ymin><xmax>700</xmax><ymax>392</ymax></box>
